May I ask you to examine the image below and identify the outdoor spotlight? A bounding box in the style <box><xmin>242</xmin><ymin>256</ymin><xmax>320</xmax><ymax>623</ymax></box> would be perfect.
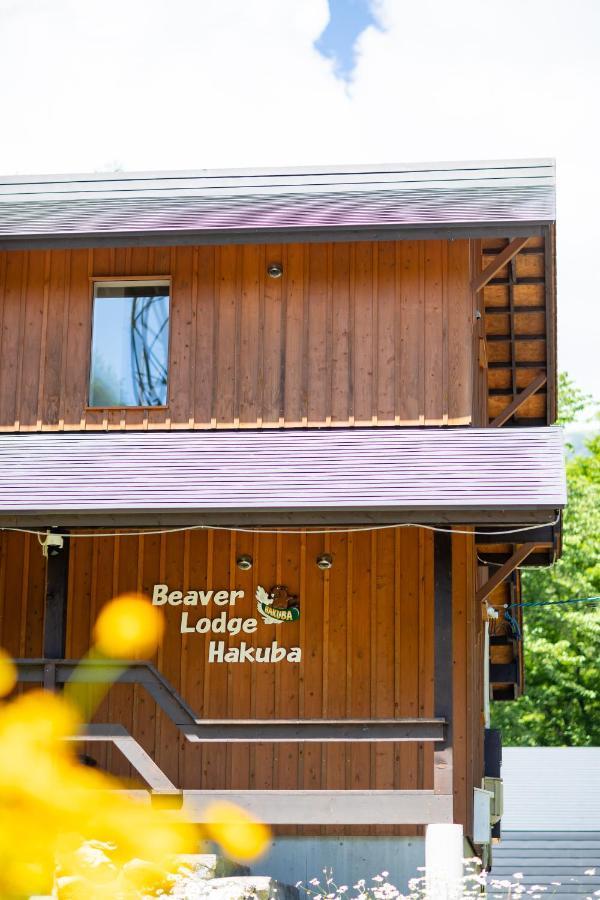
<box><xmin>267</xmin><ymin>262</ymin><xmax>283</xmax><ymax>278</ymax></box>
<box><xmin>236</xmin><ymin>554</ymin><xmax>253</xmax><ymax>571</ymax></box>
<box><xmin>40</xmin><ymin>531</ymin><xmax>65</xmax><ymax>558</ymax></box>
<box><xmin>316</xmin><ymin>553</ymin><xmax>333</xmax><ymax>570</ymax></box>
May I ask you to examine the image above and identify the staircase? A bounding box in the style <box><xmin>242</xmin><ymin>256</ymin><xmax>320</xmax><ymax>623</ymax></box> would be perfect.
<box><xmin>492</xmin><ymin>832</ymin><xmax>600</xmax><ymax>897</ymax></box>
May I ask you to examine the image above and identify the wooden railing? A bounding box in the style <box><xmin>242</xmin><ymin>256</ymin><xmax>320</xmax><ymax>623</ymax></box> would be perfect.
<box><xmin>15</xmin><ymin>659</ymin><xmax>453</xmax><ymax>825</ymax></box>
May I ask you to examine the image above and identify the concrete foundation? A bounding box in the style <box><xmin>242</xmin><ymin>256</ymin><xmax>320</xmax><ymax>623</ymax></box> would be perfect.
<box><xmin>251</xmin><ymin>836</ymin><xmax>425</xmax><ymax>893</ymax></box>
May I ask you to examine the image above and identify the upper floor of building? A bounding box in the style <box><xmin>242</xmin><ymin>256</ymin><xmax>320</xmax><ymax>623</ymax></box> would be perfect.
<box><xmin>0</xmin><ymin>159</ymin><xmax>557</xmax><ymax>433</ymax></box>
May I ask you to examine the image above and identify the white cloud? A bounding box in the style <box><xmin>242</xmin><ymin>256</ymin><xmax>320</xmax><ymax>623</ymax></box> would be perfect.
<box><xmin>0</xmin><ymin>0</ymin><xmax>346</xmax><ymax>171</ymax></box>
<box><xmin>0</xmin><ymin>0</ymin><xmax>598</xmax><ymax>398</ymax></box>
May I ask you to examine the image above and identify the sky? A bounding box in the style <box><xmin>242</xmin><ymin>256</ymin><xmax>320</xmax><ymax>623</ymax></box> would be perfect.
<box><xmin>0</xmin><ymin>0</ymin><xmax>598</xmax><ymax>406</ymax></box>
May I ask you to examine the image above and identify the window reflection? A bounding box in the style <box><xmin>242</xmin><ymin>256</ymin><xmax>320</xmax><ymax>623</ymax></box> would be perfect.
<box><xmin>89</xmin><ymin>282</ymin><xmax>170</xmax><ymax>407</ymax></box>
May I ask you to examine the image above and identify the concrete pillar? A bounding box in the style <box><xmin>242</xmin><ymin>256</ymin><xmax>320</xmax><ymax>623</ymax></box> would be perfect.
<box><xmin>425</xmin><ymin>823</ymin><xmax>463</xmax><ymax>899</ymax></box>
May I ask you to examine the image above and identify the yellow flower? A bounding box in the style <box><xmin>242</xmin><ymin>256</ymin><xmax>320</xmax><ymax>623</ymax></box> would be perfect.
<box><xmin>0</xmin><ymin>687</ymin><xmax>197</xmax><ymax>898</ymax></box>
<box><xmin>204</xmin><ymin>801</ymin><xmax>271</xmax><ymax>863</ymax></box>
<box><xmin>0</xmin><ymin>648</ymin><xmax>16</xmax><ymax>696</ymax></box>
<box><xmin>0</xmin><ymin>621</ymin><xmax>270</xmax><ymax>896</ymax></box>
<box><xmin>0</xmin><ymin>687</ymin><xmax>80</xmax><ymax>742</ymax></box>
<box><xmin>0</xmin><ymin>689</ymin><xmax>82</xmax><ymax>806</ymax></box>
<box><xmin>94</xmin><ymin>593</ymin><xmax>164</xmax><ymax>659</ymax></box>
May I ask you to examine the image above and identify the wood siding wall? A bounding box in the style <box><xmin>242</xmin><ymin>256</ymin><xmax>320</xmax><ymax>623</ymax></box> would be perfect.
<box><xmin>0</xmin><ymin>527</ymin><xmax>483</xmax><ymax>835</ymax></box>
<box><xmin>0</xmin><ymin>241</ymin><xmax>473</xmax><ymax>431</ymax></box>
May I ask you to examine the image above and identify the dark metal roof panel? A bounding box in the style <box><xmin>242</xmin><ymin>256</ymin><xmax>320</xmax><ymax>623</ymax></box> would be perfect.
<box><xmin>0</xmin><ymin>160</ymin><xmax>556</xmax><ymax>248</ymax></box>
<box><xmin>0</xmin><ymin>427</ymin><xmax>565</xmax><ymax>526</ymax></box>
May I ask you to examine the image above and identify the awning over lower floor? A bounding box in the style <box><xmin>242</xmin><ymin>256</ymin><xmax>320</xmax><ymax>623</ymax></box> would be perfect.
<box><xmin>0</xmin><ymin>426</ymin><xmax>566</xmax><ymax>527</ymax></box>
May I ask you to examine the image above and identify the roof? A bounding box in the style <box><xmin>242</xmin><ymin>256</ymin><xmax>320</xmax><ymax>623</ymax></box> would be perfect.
<box><xmin>501</xmin><ymin>748</ymin><xmax>600</xmax><ymax>832</ymax></box>
<box><xmin>0</xmin><ymin>159</ymin><xmax>556</xmax><ymax>250</ymax></box>
<box><xmin>492</xmin><ymin>830</ymin><xmax>600</xmax><ymax>891</ymax></box>
<box><xmin>0</xmin><ymin>427</ymin><xmax>565</xmax><ymax>527</ymax></box>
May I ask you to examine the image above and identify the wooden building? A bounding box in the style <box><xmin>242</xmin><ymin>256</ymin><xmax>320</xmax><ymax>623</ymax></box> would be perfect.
<box><xmin>0</xmin><ymin>161</ymin><xmax>565</xmax><ymax>877</ymax></box>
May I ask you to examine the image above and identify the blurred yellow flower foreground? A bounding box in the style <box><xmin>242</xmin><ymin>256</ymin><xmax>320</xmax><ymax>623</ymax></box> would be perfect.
<box><xmin>0</xmin><ymin>594</ymin><xmax>270</xmax><ymax>899</ymax></box>
<box><xmin>94</xmin><ymin>593</ymin><xmax>165</xmax><ymax>660</ymax></box>
<box><xmin>0</xmin><ymin>687</ymin><xmax>194</xmax><ymax>898</ymax></box>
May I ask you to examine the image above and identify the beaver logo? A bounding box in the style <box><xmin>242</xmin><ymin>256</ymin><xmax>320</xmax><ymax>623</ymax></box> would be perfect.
<box><xmin>256</xmin><ymin>585</ymin><xmax>300</xmax><ymax>625</ymax></box>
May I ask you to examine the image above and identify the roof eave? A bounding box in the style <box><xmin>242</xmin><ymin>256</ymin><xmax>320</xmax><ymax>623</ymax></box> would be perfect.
<box><xmin>0</xmin><ymin>505</ymin><xmax>563</xmax><ymax>529</ymax></box>
<box><xmin>0</xmin><ymin>220</ymin><xmax>551</xmax><ymax>252</ymax></box>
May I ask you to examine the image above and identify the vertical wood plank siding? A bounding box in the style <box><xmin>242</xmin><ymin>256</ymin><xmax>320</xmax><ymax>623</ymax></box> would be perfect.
<box><xmin>0</xmin><ymin>528</ymin><xmax>482</xmax><ymax>835</ymax></box>
<box><xmin>0</xmin><ymin>241</ymin><xmax>472</xmax><ymax>431</ymax></box>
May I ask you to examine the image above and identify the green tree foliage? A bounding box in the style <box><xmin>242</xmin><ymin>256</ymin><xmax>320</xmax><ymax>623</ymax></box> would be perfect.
<box><xmin>555</xmin><ymin>371</ymin><xmax>593</xmax><ymax>428</ymax></box>
<box><xmin>491</xmin><ymin>374</ymin><xmax>600</xmax><ymax>745</ymax></box>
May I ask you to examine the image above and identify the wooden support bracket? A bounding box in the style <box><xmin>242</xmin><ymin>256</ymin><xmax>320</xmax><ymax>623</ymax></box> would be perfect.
<box><xmin>489</xmin><ymin>372</ymin><xmax>547</xmax><ymax>427</ymax></box>
<box><xmin>472</xmin><ymin>236</ymin><xmax>530</xmax><ymax>293</ymax></box>
<box><xmin>475</xmin><ymin>542</ymin><xmax>538</xmax><ymax>605</ymax></box>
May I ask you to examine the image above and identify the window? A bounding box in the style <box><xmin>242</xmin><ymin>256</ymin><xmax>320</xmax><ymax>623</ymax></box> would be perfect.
<box><xmin>89</xmin><ymin>281</ymin><xmax>170</xmax><ymax>407</ymax></box>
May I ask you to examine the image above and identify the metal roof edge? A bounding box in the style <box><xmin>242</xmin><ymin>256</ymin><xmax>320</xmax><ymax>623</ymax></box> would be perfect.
<box><xmin>0</xmin><ymin>159</ymin><xmax>556</xmax><ymax>244</ymax></box>
<box><xmin>0</xmin><ymin>159</ymin><xmax>556</xmax><ymax>187</ymax></box>
<box><xmin>0</xmin><ymin>423</ymin><xmax>566</xmax><ymax>439</ymax></box>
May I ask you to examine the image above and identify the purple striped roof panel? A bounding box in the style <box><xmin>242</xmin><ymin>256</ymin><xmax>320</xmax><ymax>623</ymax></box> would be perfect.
<box><xmin>0</xmin><ymin>427</ymin><xmax>566</xmax><ymax>526</ymax></box>
<box><xmin>0</xmin><ymin>160</ymin><xmax>556</xmax><ymax>248</ymax></box>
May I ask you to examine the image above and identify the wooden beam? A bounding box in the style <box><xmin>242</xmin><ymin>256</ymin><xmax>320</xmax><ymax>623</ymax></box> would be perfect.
<box><xmin>475</xmin><ymin>525</ymin><xmax>555</xmax><ymax>545</ymax></box>
<box><xmin>475</xmin><ymin>543</ymin><xmax>538</xmax><ymax>605</ymax></box>
<box><xmin>182</xmin><ymin>718</ymin><xmax>446</xmax><ymax>743</ymax></box>
<box><xmin>434</xmin><ymin>532</ymin><xmax>454</xmax><ymax>800</ymax></box>
<box><xmin>489</xmin><ymin>372</ymin><xmax>547</xmax><ymax>427</ymax></box>
<box><xmin>179</xmin><ymin>790</ymin><xmax>454</xmax><ymax>826</ymax></box>
<box><xmin>43</xmin><ymin>532</ymin><xmax>70</xmax><ymax>661</ymax></box>
<box><xmin>474</xmin><ymin>548</ymin><xmax>553</xmax><ymax>568</ymax></box>
<box><xmin>472</xmin><ymin>237</ymin><xmax>530</xmax><ymax>293</ymax></box>
<box><xmin>16</xmin><ymin>658</ymin><xmax>200</xmax><ymax>728</ymax></box>
<box><xmin>15</xmin><ymin>659</ymin><xmax>446</xmax><ymax>742</ymax></box>
<box><xmin>65</xmin><ymin>725</ymin><xmax>179</xmax><ymax>794</ymax></box>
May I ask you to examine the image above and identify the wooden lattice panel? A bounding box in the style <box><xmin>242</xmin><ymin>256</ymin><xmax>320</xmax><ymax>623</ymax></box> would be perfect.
<box><xmin>481</xmin><ymin>229</ymin><xmax>556</xmax><ymax>426</ymax></box>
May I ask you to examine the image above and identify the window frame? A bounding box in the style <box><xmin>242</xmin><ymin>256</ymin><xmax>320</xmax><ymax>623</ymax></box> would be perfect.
<box><xmin>87</xmin><ymin>276</ymin><xmax>172</xmax><ymax>410</ymax></box>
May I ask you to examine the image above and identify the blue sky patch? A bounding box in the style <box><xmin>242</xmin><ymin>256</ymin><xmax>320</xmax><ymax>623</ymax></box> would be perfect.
<box><xmin>315</xmin><ymin>0</ymin><xmax>378</xmax><ymax>80</ymax></box>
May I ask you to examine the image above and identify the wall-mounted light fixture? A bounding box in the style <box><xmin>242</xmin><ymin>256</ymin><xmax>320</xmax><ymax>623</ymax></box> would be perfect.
<box><xmin>267</xmin><ymin>263</ymin><xmax>283</xmax><ymax>278</ymax></box>
<box><xmin>236</xmin><ymin>554</ymin><xmax>253</xmax><ymax>571</ymax></box>
<box><xmin>40</xmin><ymin>531</ymin><xmax>64</xmax><ymax>558</ymax></box>
<box><xmin>316</xmin><ymin>553</ymin><xmax>333</xmax><ymax>570</ymax></box>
